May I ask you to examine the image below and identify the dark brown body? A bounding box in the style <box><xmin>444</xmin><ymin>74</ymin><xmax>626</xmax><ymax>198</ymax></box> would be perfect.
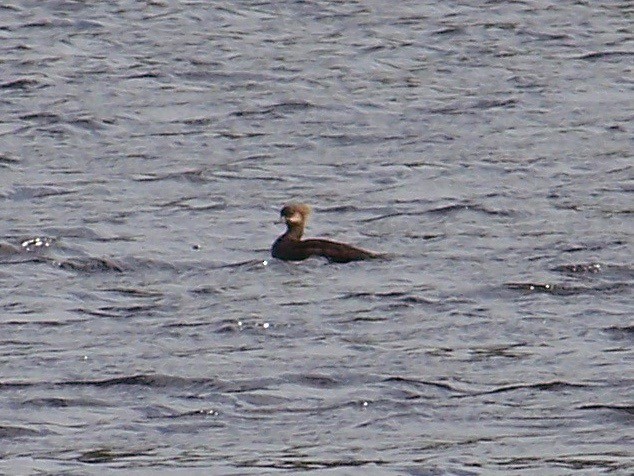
<box><xmin>271</xmin><ymin>203</ymin><xmax>379</xmax><ymax>263</ymax></box>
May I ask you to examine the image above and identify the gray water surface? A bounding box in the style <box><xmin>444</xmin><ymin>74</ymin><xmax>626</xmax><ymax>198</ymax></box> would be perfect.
<box><xmin>1</xmin><ymin>1</ymin><xmax>632</xmax><ymax>474</ymax></box>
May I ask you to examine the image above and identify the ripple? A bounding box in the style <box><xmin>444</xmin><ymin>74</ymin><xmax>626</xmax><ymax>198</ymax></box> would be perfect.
<box><xmin>575</xmin><ymin>50</ymin><xmax>634</xmax><ymax>60</ymax></box>
<box><xmin>464</xmin><ymin>380</ymin><xmax>595</xmax><ymax>397</ymax></box>
<box><xmin>75</xmin><ymin>448</ymin><xmax>150</xmax><ymax>464</ymax></box>
<box><xmin>552</xmin><ymin>262</ymin><xmax>603</xmax><ymax>274</ymax></box>
<box><xmin>505</xmin><ymin>282</ymin><xmax>630</xmax><ymax>296</ymax></box>
<box><xmin>603</xmin><ymin>325</ymin><xmax>634</xmax><ymax>342</ymax></box>
<box><xmin>578</xmin><ymin>404</ymin><xmax>634</xmax><ymax>416</ymax></box>
<box><xmin>53</xmin><ymin>257</ymin><xmax>124</xmax><ymax>273</ymax></box>
<box><xmin>7</xmin><ymin>187</ymin><xmax>74</xmax><ymax>201</ymax></box>
<box><xmin>0</xmin><ymin>425</ymin><xmax>44</xmax><ymax>438</ymax></box>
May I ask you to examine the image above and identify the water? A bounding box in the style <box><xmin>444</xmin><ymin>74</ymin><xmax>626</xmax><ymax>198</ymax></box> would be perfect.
<box><xmin>1</xmin><ymin>1</ymin><xmax>632</xmax><ymax>474</ymax></box>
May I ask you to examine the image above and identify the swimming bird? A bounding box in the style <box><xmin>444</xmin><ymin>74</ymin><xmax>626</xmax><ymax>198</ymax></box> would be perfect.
<box><xmin>271</xmin><ymin>203</ymin><xmax>380</xmax><ymax>263</ymax></box>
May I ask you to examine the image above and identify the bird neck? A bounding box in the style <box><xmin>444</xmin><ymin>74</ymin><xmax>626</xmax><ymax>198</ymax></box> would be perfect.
<box><xmin>285</xmin><ymin>223</ymin><xmax>304</xmax><ymax>240</ymax></box>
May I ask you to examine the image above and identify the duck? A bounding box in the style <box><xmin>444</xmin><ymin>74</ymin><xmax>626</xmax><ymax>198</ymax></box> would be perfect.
<box><xmin>271</xmin><ymin>203</ymin><xmax>380</xmax><ymax>263</ymax></box>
